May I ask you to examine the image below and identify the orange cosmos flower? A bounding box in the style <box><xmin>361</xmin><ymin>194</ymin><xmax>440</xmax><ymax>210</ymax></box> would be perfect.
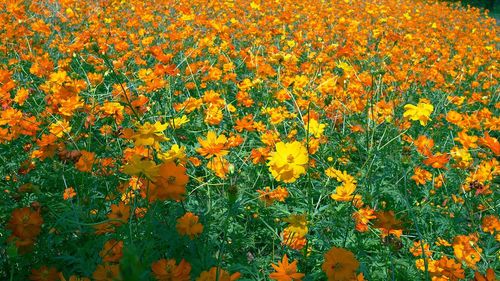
<box><xmin>281</xmin><ymin>228</ymin><xmax>307</xmax><ymax>251</ymax></box>
<box><xmin>107</xmin><ymin>202</ymin><xmax>130</xmax><ymax>225</ymax></box>
<box><xmin>49</xmin><ymin>120</ymin><xmax>71</xmax><ymax>138</ymax></box>
<box><xmin>196</xmin><ymin>267</ymin><xmax>240</xmax><ymax>281</ymax></box>
<box><xmin>99</xmin><ymin>239</ymin><xmax>123</xmax><ymax>263</ymax></box>
<box><xmin>176</xmin><ymin>212</ymin><xmax>203</xmax><ymax>239</ymax></box>
<box><xmin>8</xmin><ymin>207</ymin><xmax>43</xmax><ymax>241</ymax></box>
<box><xmin>151</xmin><ymin>259</ymin><xmax>191</xmax><ymax>281</ymax></box>
<box><xmin>29</xmin><ymin>266</ymin><xmax>61</xmax><ymax>281</ymax></box>
<box><xmin>454</xmin><ymin>130</ymin><xmax>478</xmax><ymax>149</ymax></box>
<box><xmin>373</xmin><ymin>211</ymin><xmax>403</xmax><ymax>238</ymax></box>
<box><xmin>75</xmin><ymin>150</ymin><xmax>95</xmax><ymax>172</ymax></box>
<box><xmin>206</xmin><ymin>156</ymin><xmax>231</xmax><ymax>179</ymax></box>
<box><xmin>411</xmin><ymin>166</ymin><xmax>432</xmax><ymax>185</ymax></box>
<box><xmin>321</xmin><ymin>247</ymin><xmax>359</xmax><ymax>281</ymax></box>
<box><xmin>92</xmin><ymin>264</ymin><xmax>121</xmax><ymax>281</ymax></box>
<box><xmin>481</xmin><ymin>215</ymin><xmax>500</xmax><ymax>234</ymax></box>
<box><xmin>479</xmin><ymin>132</ymin><xmax>500</xmax><ymax>156</ymax></box>
<box><xmin>150</xmin><ymin>161</ymin><xmax>188</xmax><ymax>201</ymax></box>
<box><xmin>122</xmin><ymin>154</ymin><xmax>160</xmax><ymax>180</ymax></box>
<box><xmin>474</xmin><ymin>268</ymin><xmax>497</xmax><ymax>281</ymax></box>
<box><xmin>422</xmin><ymin>153</ymin><xmax>449</xmax><ymax>169</ymax></box>
<box><xmin>269</xmin><ymin>254</ymin><xmax>304</xmax><ymax>281</ymax></box>
<box><xmin>353</xmin><ymin>207</ymin><xmax>376</xmax><ymax>232</ymax></box>
<box><xmin>257</xmin><ymin>186</ymin><xmax>289</xmax><ymax>206</ymax></box>
<box><xmin>196</xmin><ymin>130</ymin><xmax>229</xmax><ymax>158</ymax></box>
<box><xmin>452</xmin><ymin>234</ymin><xmax>482</xmax><ymax>269</ymax></box>
<box><xmin>414</xmin><ymin>135</ymin><xmax>434</xmax><ymax>157</ymax></box>
<box><xmin>63</xmin><ymin>187</ymin><xmax>76</xmax><ymax>200</ymax></box>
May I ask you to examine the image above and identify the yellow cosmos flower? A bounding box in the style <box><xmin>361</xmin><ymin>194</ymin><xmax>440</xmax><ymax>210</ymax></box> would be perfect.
<box><xmin>403</xmin><ymin>100</ymin><xmax>434</xmax><ymax>126</ymax></box>
<box><xmin>122</xmin><ymin>155</ymin><xmax>159</xmax><ymax>179</ymax></box>
<box><xmin>169</xmin><ymin>115</ymin><xmax>189</xmax><ymax>129</ymax></box>
<box><xmin>130</xmin><ymin>121</ymin><xmax>169</xmax><ymax>146</ymax></box>
<box><xmin>267</xmin><ymin>141</ymin><xmax>308</xmax><ymax>183</ymax></box>
<box><xmin>306</xmin><ymin>119</ymin><xmax>326</xmax><ymax>138</ymax></box>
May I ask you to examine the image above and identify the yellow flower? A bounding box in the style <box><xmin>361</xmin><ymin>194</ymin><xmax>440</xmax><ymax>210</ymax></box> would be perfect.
<box><xmin>169</xmin><ymin>115</ymin><xmax>189</xmax><ymax>129</ymax></box>
<box><xmin>267</xmin><ymin>141</ymin><xmax>308</xmax><ymax>183</ymax></box>
<box><xmin>158</xmin><ymin>144</ymin><xmax>187</xmax><ymax>163</ymax></box>
<box><xmin>131</xmin><ymin>121</ymin><xmax>169</xmax><ymax>146</ymax></box>
<box><xmin>403</xmin><ymin>100</ymin><xmax>434</xmax><ymax>126</ymax></box>
<box><xmin>330</xmin><ymin>181</ymin><xmax>357</xmax><ymax>202</ymax></box>
<box><xmin>122</xmin><ymin>155</ymin><xmax>159</xmax><ymax>179</ymax></box>
<box><xmin>283</xmin><ymin>214</ymin><xmax>308</xmax><ymax>237</ymax></box>
<box><xmin>196</xmin><ymin>131</ymin><xmax>228</xmax><ymax>159</ymax></box>
<box><xmin>49</xmin><ymin>120</ymin><xmax>71</xmax><ymax>138</ymax></box>
<box><xmin>305</xmin><ymin>119</ymin><xmax>326</xmax><ymax>138</ymax></box>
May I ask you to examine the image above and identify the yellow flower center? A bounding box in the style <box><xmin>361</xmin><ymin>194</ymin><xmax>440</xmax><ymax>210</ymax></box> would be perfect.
<box><xmin>287</xmin><ymin>154</ymin><xmax>295</xmax><ymax>163</ymax></box>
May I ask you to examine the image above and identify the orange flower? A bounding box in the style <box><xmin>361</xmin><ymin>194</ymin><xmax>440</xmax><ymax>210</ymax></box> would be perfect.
<box><xmin>30</xmin><ymin>266</ymin><xmax>61</xmax><ymax>281</ymax></box>
<box><xmin>92</xmin><ymin>264</ymin><xmax>121</xmax><ymax>281</ymax></box>
<box><xmin>454</xmin><ymin>130</ymin><xmax>478</xmax><ymax>149</ymax></box>
<box><xmin>196</xmin><ymin>267</ymin><xmax>240</xmax><ymax>281</ymax></box>
<box><xmin>353</xmin><ymin>207</ymin><xmax>376</xmax><ymax>232</ymax></box>
<box><xmin>75</xmin><ymin>151</ymin><xmax>95</xmax><ymax>172</ymax></box>
<box><xmin>99</xmin><ymin>239</ymin><xmax>123</xmax><ymax>263</ymax></box>
<box><xmin>196</xmin><ymin>131</ymin><xmax>228</xmax><ymax>158</ymax></box>
<box><xmin>479</xmin><ymin>132</ymin><xmax>500</xmax><ymax>156</ymax></box>
<box><xmin>474</xmin><ymin>268</ymin><xmax>497</xmax><ymax>281</ymax></box>
<box><xmin>150</xmin><ymin>161</ymin><xmax>188</xmax><ymax>201</ymax></box>
<box><xmin>281</xmin><ymin>228</ymin><xmax>307</xmax><ymax>250</ymax></box>
<box><xmin>373</xmin><ymin>211</ymin><xmax>403</xmax><ymax>238</ymax></box>
<box><xmin>107</xmin><ymin>202</ymin><xmax>130</xmax><ymax>225</ymax></box>
<box><xmin>206</xmin><ymin>156</ymin><xmax>231</xmax><ymax>179</ymax></box>
<box><xmin>452</xmin><ymin>234</ymin><xmax>482</xmax><ymax>269</ymax></box>
<box><xmin>411</xmin><ymin>166</ymin><xmax>432</xmax><ymax>185</ymax></box>
<box><xmin>414</xmin><ymin>135</ymin><xmax>434</xmax><ymax>157</ymax></box>
<box><xmin>130</xmin><ymin>121</ymin><xmax>169</xmax><ymax>146</ymax></box>
<box><xmin>151</xmin><ymin>259</ymin><xmax>191</xmax><ymax>281</ymax></box>
<box><xmin>257</xmin><ymin>186</ymin><xmax>289</xmax><ymax>206</ymax></box>
<box><xmin>176</xmin><ymin>212</ymin><xmax>203</xmax><ymax>239</ymax></box>
<box><xmin>63</xmin><ymin>187</ymin><xmax>76</xmax><ymax>200</ymax></box>
<box><xmin>269</xmin><ymin>254</ymin><xmax>304</xmax><ymax>281</ymax></box>
<box><xmin>481</xmin><ymin>215</ymin><xmax>500</xmax><ymax>234</ymax></box>
<box><xmin>8</xmin><ymin>207</ymin><xmax>43</xmax><ymax>241</ymax></box>
<box><xmin>422</xmin><ymin>153</ymin><xmax>449</xmax><ymax>169</ymax></box>
<box><xmin>322</xmin><ymin>247</ymin><xmax>359</xmax><ymax>281</ymax></box>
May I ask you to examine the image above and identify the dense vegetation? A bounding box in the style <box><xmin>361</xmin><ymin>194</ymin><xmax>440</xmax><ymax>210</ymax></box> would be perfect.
<box><xmin>0</xmin><ymin>0</ymin><xmax>498</xmax><ymax>280</ymax></box>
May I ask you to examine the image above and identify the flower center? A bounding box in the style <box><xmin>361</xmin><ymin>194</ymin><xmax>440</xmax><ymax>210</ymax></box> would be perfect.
<box><xmin>286</xmin><ymin>154</ymin><xmax>295</xmax><ymax>163</ymax></box>
<box><xmin>167</xmin><ymin>176</ymin><xmax>176</xmax><ymax>184</ymax></box>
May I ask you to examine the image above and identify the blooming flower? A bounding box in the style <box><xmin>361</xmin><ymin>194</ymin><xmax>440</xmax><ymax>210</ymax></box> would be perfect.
<box><xmin>403</xmin><ymin>100</ymin><xmax>434</xmax><ymax>126</ymax></box>
<box><xmin>93</xmin><ymin>264</ymin><xmax>121</xmax><ymax>281</ymax></box>
<box><xmin>150</xmin><ymin>161</ymin><xmax>189</xmax><ymax>201</ymax></box>
<box><xmin>99</xmin><ymin>239</ymin><xmax>123</xmax><ymax>263</ymax></box>
<box><xmin>196</xmin><ymin>267</ymin><xmax>240</xmax><ymax>281</ymax></box>
<box><xmin>322</xmin><ymin>247</ymin><xmax>359</xmax><ymax>281</ymax></box>
<box><xmin>269</xmin><ymin>255</ymin><xmax>304</xmax><ymax>281</ymax></box>
<box><xmin>122</xmin><ymin>155</ymin><xmax>160</xmax><ymax>180</ymax></box>
<box><xmin>130</xmin><ymin>121</ymin><xmax>169</xmax><ymax>146</ymax></box>
<box><xmin>176</xmin><ymin>212</ymin><xmax>203</xmax><ymax>239</ymax></box>
<box><xmin>196</xmin><ymin>131</ymin><xmax>229</xmax><ymax>158</ymax></box>
<box><xmin>267</xmin><ymin>141</ymin><xmax>308</xmax><ymax>183</ymax></box>
<box><xmin>151</xmin><ymin>259</ymin><xmax>191</xmax><ymax>281</ymax></box>
<box><xmin>29</xmin><ymin>266</ymin><xmax>60</xmax><ymax>281</ymax></box>
<box><xmin>75</xmin><ymin>150</ymin><xmax>95</xmax><ymax>172</ymax></box>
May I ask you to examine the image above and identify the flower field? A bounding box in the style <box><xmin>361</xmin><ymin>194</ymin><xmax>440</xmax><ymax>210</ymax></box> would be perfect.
<box><xmin>0</xmin><ymin>0</ymin><xmax>499</xmax><ymax>280</ymax></box>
